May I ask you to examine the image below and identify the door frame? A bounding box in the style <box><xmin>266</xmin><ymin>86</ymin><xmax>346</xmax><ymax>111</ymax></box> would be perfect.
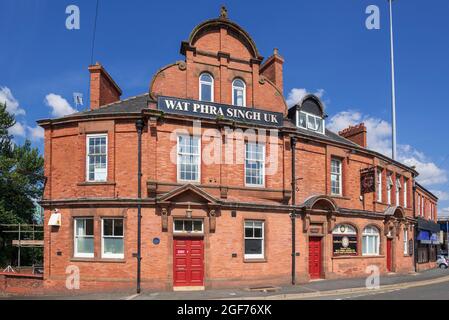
<box><xmin>173</xmin><ymin>236</ymin><xmax>205</xmax><ymax>288</ymax></box>
<box><xmin>386</xmin><ymin>237</ymin><xmax>393</xmax><ymax>272</ymax></box>
<box><xmin>308</xmin><ymin>236</ymin><xmax>323</xmax><ymax>280</ymax></box>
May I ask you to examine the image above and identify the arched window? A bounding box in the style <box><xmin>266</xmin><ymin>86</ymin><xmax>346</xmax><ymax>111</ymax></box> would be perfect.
<box><xmin>332</xmin><ymin>224</ymin><xmax>357</xmax><ymax>256</ymax></box>
<box><xmin>232</xmin><ymin>79</ymin><xmax>246</xmax><ymax>107</ymax></box>
<box><xmin>199</xmin><ymin>73</ymin><xmax>214</xmax><ymax>102</ymax></box>
<box><xmin>362</xmin><ymin>226</ymin><xmax>380</xmax><ymax>256</ymax></box>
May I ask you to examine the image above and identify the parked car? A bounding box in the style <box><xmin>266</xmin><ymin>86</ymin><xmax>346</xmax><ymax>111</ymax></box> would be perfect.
<box><xmin>437</xmin><ymin>255</ymin><xmax>448</xmax><ymax>269</ymax></box>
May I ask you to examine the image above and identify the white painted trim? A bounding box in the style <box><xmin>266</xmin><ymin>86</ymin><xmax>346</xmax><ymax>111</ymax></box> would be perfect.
<box><xmin>244</xmin><ymin>220</ymin><xmax>265</xmax><ymax>260</ymax></box>
<box><xmin>74</xmin><ymin>218</ymin><xmax>94</xmax><ymax>258</ymax></box>
<box><xmin>232</xmin><ymin>78</ymin><xmax>246</xmax><ymax>107</ymax></box>
<box><xmin>86</xmin><ymin>133</ymin><xmax>108</xmax><ymax>182</ymax></box>
<box><xmin>101</xmin><ymin>218</ymin><xmax>124</xmax><ymax>259</ymax></box>
<box><xmin>177</xmin><ymin>134</ymin><xmax>201</xmax><ymax>183</ymax></box>
<box><xmin>199</xmin><ymin>72</ymin><xmax>214</xmax><ymax>102</ymax></box>
<box><xmin>244</xmin><ymin>142</ymin><xmax>265</xmax><ymax>188</ymax></box>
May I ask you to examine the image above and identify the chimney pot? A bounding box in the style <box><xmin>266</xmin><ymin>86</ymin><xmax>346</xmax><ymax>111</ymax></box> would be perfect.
<box><xmin>338</xmin><ymin>123</ymin><xmax>367</xmax><ymax>148</ymax></box>
<box><xmin>88</xmin><ymin>63</ymin><xmax>122</xmax><ymax>110</ymax></box>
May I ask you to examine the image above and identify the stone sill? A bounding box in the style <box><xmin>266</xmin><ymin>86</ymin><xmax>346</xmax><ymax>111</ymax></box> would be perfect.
<box><xmin>332</xmin><ymin>255</ymin><xmax>385</xmax><ymax>260</ymax></box>
<box><xmin>77</xmin><ymin>181</ymin><xmax>116</xmax><ymax>186</ymax></box>
<box><xmin>243</xmin><ymin>259</ymin><xmax>267</xmax><ymax>263</ymax></box>
<box><xmin>329</xmin><ymin>195</ymin><xmax>351</xmax><ymax>201</ymax></box>
<box><xmin>70</xmin><ymin>258</ymin><xmax>126</xmax><ymax>263</ymax></box>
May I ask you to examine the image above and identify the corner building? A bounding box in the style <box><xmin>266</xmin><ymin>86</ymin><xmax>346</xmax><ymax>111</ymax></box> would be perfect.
<box><xmin>38</xmin><ymin>12</ymin><xmax>433</xmax><ymax>292</ymax></box>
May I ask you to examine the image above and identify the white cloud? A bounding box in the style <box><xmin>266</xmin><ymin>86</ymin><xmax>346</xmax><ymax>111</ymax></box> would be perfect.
<box><xmin>327</xmin><ymin>110</ymin><xmax>448</xmax><ymax>187</ymax></box>
<box><xmin>0</xmin><ymin>86</ymin><xmax>26</xmax><ymax>116</ymax></box>
<box><xmin>440</xmin><ymin>207</ymin><xmax>449</xmax><ymax>218</ymax></box>
<box><xmin>286</xmin><ymin>88</ymin><xmax>325</xmax><ymax>107</ymax></box>
<box><xmin>26</xmin><ymin>125</ymin><xmax>44</xmax><ymax>141</ymax></box>
<box><xmin>44</xmin><ymin>93</ymin><xmax>76</xmax><ymax>117</ymax></box>
<box><xmin>431</xmin><ymin>190</ymin><xmax>449</xmax><ymax>201</ymax></box>
<box><xmin>9</xmin><ymin>121</ymin><xmax>26</xmax><ymax>137</ymax></box>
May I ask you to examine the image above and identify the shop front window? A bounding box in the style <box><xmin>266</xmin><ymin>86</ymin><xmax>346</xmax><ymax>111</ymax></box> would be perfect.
<box><xmin>332</xmin><ymin>224</ymin><xmax>357</xmax><ymax>256</ymax></box>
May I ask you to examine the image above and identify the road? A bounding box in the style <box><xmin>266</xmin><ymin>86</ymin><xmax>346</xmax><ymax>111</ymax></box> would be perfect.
<box><xmin>303</xmin><ymin>278</ymin><xmax>449</xmax><ymax>300</ymax></box>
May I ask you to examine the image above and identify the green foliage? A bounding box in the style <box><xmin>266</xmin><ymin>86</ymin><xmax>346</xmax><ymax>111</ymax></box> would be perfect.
<box><xmin>0</xmin><ymin>102</ymin><xmax>44</xmax><ymax>267</ymax></box>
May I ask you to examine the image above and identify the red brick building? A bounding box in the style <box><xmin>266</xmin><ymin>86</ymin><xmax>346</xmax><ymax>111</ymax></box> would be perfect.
<box><xmin>37</xmin><ymin>11</ymin><xmax>437</xmax><ymax>292</ymax></box>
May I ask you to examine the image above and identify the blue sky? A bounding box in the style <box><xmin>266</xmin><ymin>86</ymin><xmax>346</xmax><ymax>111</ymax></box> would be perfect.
<box><xmin>1</xmin><ymin>0</ymin><xmax>448</xmax><ymax>213</ymax></box>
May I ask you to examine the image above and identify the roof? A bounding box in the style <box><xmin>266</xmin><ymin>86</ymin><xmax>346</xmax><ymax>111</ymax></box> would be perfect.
<box><xmin>415</xmin><ymin>182</ymin><xmax>438</xmax><ymax>200</ymax></box>
<box><xmin>37</xmin><ymin>94</ymin><xmax>417</xmax><ymax>175</ymax></box>
<box><xmin>37</xmin><ymin>94</ymin><xmax>149</xmax><ymax>125</ymax></box>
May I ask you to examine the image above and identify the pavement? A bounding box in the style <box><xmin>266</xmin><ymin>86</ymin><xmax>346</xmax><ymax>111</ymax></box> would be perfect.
<box><xmin>2</xmin><ymin>268</ymin><xmax>449</xmax><ymax>300</ymax></box>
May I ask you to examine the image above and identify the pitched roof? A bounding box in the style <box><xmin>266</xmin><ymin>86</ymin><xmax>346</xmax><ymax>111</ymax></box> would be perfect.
<box><xmin>73</xmin><ymin>93</ymin><xmax>149</xmax><ymax>116</ymax></box>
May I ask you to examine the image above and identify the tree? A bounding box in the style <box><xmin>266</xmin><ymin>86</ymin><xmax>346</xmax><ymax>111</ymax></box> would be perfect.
<box><xmin>0</xmin><ymin>102</ymin><xmax>45</xmax><ymax>267</ymax></box>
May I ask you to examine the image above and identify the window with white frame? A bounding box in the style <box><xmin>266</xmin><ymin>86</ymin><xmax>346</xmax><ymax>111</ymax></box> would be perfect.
<box><xmin>362</xmin><ymin>226</ymin><xmax>380</xmax><ymax>256</ymax></box>
<box><xmin>395</xmin><ymin>176</ymin><xmax>401</xmax><ymax>206</ymax></box>
<box><xmin>173</xmin><ymin>219</ymin><xmax>203</xmax><ymax>234</ymax></box>
<box><xmin>86</xmin><ymin>134</ymin><xmax>107</xmax><ymax>182</ymax></box>
<box><xmin>297</xmin><ymin>111</ymin><xmax>325</xmax><ymax>134</ymax></box>
<box><xmin>403</xmin><ymin>179</ymin><xmax>408</xmax><ymax>208</ymax></box>
<box><xmin>244</xmin><ymin>220</ymin><xmax>264</xmax><ymax>259</ymax></box>
<box><xmin>177</xmin><ymin>135</ymin><xmax>200</xmax><ymax>182</ymax></box>
<box><xmin>245</xmin><ymin>142</ymin><xmax>265</xmax><ymax>187</ymax></box>
<box><xmin>199</xmin><ymin>73</ymin><xmax>214</xmax><ymax>102</ymax></box>
<box><xmin>74</xmin><ymin>218</ymin><xmax>94</xmax><ymax>258</ymax></box>
<box><xmin>330</xmin><ymin>158</ymin><xmax>342</xmax><ymax>196</ymax></box>
<box><xmin>387</xmin><ymin>173</ymin><xmax>393</xmax><ymax>205</ymax></box>
<box><xmin>430</xmin><ymin>203</ymin><xmax>433</xmax><ymax>220</ymax></box>
<box><xmin>403</xmin><ymin>228</ymin><xmax>408</xmax><ymax>255</ymax></box>
<box><xmin>418</xmin><ymin>195</ymin><xmax>421</xmax><ymax>216</ymax></box>
<box><xmin>232</xmin><ymin>79</ymin><xmax>246</xmax><ymax>107</ymax></box>
<box><xmin>102</xmin><ymin>218</ymin><xmax>124</xmax><ymax>259</ymax></box>
<box><xmin>377</xmin><ymin>168</ymin><xmax>382</xmax><ymax>202</ymax></box>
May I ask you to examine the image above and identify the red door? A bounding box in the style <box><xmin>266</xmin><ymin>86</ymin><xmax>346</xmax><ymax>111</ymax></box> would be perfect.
<box><xmin>173</xmin><ymin>238</ymin><xmax>204</xmax><ymax>287</ymax></box>
<box><xmin>309</xmin><ymin>237</ymin><xmax>322</xmax><ymax>279</ymax></box>
<box><xmin>386</xmin><ymin>238</ymin><xmax>393</xmax><ymax>272</ymax></box>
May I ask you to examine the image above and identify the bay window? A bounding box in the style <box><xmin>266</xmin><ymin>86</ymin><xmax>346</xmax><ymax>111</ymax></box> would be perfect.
<box><xmin>74</xmin><ymin>218</ymin><xmax>94</xmax><ymax>258</ymax></box>
<box><xmin>362</xmin><ymin>226</ymin><xmax>380</xmax><ymax>256</ymax></box>
<box><xmin>177</xmin><ymin>135</ymin><xmax>200</xmax><ymax>182</ymax></box>
<box><xmin>86</xmin><ymin>134</ymin><xmax>107</xmax><ymax>182</ymax></box>
<box><xmin>244</xmin><ymin>220</ymin><xmax>264</xmax><ymax>259</ymax></box>
<box><xmin>102</xmin><ymin>218</ymin><xmax>124</xmax><ymax>259</ymax></box>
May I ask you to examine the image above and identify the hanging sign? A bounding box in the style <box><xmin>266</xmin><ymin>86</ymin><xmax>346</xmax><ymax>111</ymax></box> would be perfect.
<box><xmin>361</xmin><ymin>167</ymin><xmax>376</xmax><ymax>194</ymax></box>
<box><xmin>157</xmin><ymin>96</ymin><xmax>284</xmax><ymax>127</ymax></box>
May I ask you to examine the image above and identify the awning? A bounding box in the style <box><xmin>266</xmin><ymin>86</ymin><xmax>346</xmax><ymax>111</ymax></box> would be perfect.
<box><xmin>417</xmin><ymin>217</ymin><xmax>440</xmax><ymax>233</ymax></box>
<box><xmin>431</xmin><ymin>233</ymin><xmax>440</xmax><ymax>245</ymax></box>
<box><xmin>417</xmin><ymin>230</ymin><xmax>430</xmax><ymax>241</ymax></box>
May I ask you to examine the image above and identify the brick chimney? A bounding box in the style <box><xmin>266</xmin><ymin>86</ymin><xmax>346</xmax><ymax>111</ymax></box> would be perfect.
<box><xmin>88</xmin><ymin>62</ymin><xmax>122</xmax><ymax>110</ymax></box>
<box><xmin>260</xmin><ymin>48</ymin><xmax>284</xmax><ymax>94</ymax></box>
<box><xmin>338</xmin><ymin>123</ymin><xmax>367</xmax><ymax>148</ymax></box>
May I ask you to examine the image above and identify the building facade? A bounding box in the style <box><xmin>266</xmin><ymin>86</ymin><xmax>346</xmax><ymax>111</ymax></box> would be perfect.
<box><xmin>414</xmin><ymin>183</ymin><xmax>439</xmax><ymax>271</ymax></box>
<box><xmin>38</xmin><ymin>11</ymin><xmax>435</xmax><ymax>292</ymax></box>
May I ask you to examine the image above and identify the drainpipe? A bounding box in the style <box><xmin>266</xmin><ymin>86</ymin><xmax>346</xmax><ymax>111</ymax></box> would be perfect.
<box><xmin>291</xmin><ymin>137</ymin><xmax>297</xmax><ymax>285</ymax></box>
<box><xmin>136</xmin><ymin>119</ymin><xmax>145</xmax><ymax>294</ymax></box>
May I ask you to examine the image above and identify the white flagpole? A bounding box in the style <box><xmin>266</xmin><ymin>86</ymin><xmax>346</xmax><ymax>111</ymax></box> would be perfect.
<box><xmin>388</xmin><ymin>0</ymin><xmax>397</xmax><ymax>160</ymax></box>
